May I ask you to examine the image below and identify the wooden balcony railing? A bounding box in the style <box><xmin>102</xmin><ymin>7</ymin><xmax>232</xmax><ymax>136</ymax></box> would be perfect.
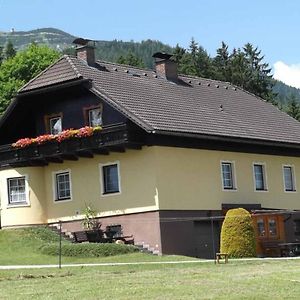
<box><xmin>0</xmin><ymin>124</ymin><xmax>143</xmax><ymax>168</ymax></box>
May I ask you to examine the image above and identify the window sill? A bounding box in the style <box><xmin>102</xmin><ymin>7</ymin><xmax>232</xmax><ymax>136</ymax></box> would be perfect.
<box><xmin>222</xmin><ymin>188</ymin><xmax>237</xmax><ymax>192</ymax></box>
<box><xmin>54</xmin><ymin>197</ymin><xmax>72</xmax><ymax>203</ymax></box>
<box><xmin>7</xmin><ymin>202</ymin><xmax>30</xmax><ymax>208</ymax></box>
<box><xmin>101</xmin><ymin>191</ymin><xmax>121</xmax><ymax>197</ymax></box>
<box><xmin>285</xmin><ymin>190</ymin><xmax>297</xmax><ymax>193</ymax></box>
<box><xmin>255</xmin><ymin>189</ymin><xmax>268</xmax><ymax>192</ymax></box>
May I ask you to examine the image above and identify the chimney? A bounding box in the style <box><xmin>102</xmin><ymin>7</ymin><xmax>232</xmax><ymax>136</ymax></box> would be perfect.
<box><xmin>152</xmin><ymin>52</ymin><xmax>178</xmax><ymax>82</ymax></box>
<box><xmin>73</xmin><ymin>38</ymin><xmax>96</xmax><ymax>66</ymax></box>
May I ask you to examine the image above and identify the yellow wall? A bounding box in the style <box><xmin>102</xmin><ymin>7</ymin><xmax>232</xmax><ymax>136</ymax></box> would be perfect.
<box><xmin>44</xmin><ymin>148</ymin><xmax>158</xmax><ymax>222</ymax></box>
<box><xmin>0</xmin><ymin>168</ymin><xmax>47</xmax><ymax>226</ymax></box>
<box><xmin>154</xmin><ymin>146</ymin><xmax>300</xmax><ymax>210</ymax></box>
<box><xmin>1</xmin><ymin>145</ymin><xmax>300</xmax><ymax>227</ymax></box>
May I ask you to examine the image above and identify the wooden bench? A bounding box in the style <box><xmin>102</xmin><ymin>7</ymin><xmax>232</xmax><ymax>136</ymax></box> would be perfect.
<box><xmin>73</xmin><ymin>231</ymin><xmax>88</xmax><ymax>243</ymax></box>
<box><xmin>215</xmin><ymin>253</ymin><xmax>229</xmax><ymax>264</ymax></box>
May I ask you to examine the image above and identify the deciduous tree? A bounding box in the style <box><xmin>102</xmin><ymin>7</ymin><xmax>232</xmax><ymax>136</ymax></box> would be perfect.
<box><xmin>0</xmin><ymin>43</ymin><xmax>59</xmax><ymax>114</ymax></box>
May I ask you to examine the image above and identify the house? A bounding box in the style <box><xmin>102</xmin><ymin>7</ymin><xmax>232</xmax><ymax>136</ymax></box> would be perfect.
<box><xmin>0</xmin><ymin>39</ymin><xmax>300</xmax><ymax>258</ymax></box>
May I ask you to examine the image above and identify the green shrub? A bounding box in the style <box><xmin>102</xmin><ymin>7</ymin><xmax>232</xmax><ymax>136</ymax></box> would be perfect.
<box><xmin>220</xmin><ymin>208</ymin><xmax>256</xmax><ymax>258</ymax></box>
<box><xmin>40</xmin><ymin>243</ymin><xmax>139</xmax><ymax>257</ymax></box>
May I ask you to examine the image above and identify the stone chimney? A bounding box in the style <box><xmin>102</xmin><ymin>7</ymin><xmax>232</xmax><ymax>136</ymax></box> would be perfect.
<box><xmin>73</xmin><ymin>38</ymin><xmax>96</xmax><ymax>66</ymax></box>
<box><xmin>152</xmin><ymin>52</ymin><xmax>178</xmax><ymax>82</ymax></box>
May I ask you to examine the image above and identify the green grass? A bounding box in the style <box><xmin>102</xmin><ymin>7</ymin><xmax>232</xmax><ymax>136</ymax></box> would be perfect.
<box><xmin>0</xmin><ymin>260</ymin><xmax>299</xmax><ymax>299</ymax></box>
<box><xmin>0</xmin><ymin>227</ymin><xmax>194</xmax><ymax>265</ymax></box>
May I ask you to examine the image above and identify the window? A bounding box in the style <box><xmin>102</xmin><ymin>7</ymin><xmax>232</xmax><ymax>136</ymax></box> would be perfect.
<box><xmin>268</xmin><ymin>218</ymin><xmax>278</xmax><ymax>237</ymax></box>
<box><xmin>7</xmin><ymin>176</ymin><xmax>28</xmax><ymax>205</ymax></box>
<box><xmin>256</xmin><ymin>216</ymin><xmax>279</xmax><ymax>239</ymax></box>
<box><xmin>49</xmin><ymin>116</ymin><xmax>62</xmax><ymax>135</ymax></box>
<box><xmin>101</xmin><ymin>163</ymin><xmax>120</xmax><ymax>195</ymax></box>
<box><xmin>257</xmin><ymin>218</ymin><xmax>266</xmax><ymax>237</ymax></box>
<box><xmin>88</xmin><ymin>107</ymin><xmax>102</xmax><ymax>127</ymax></box>
<box><xmin>253</xmin><ymin>164</ymin><xmax>267</xmax><ymax>191</ymax></box>
<box><xmin>283</xmin><ymin>166</ymin><xmax>296</xmax><ymax>192</ymax></box>
<box><xmin>55</xmin><ymin>171</ymin><xmax>71</xmax><ymax>201</ymax></box>
<box><xmin>221</xmin><ymin>162</ymin><xmax>235</xmax><ymax>190</ymax></box>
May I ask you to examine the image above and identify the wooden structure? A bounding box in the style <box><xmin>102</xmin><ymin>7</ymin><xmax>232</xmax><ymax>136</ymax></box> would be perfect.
<box><xmin>252</xmin><ymin>210</ymin><xmax>300</xmax><ymax>257</ymax></box>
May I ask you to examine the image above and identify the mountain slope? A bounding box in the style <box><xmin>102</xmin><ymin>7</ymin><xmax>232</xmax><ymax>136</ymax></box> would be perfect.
<box><xmin>1</xmin><ymin>27</ymin><xmax>300</xmax><ymax>103</ymax></box>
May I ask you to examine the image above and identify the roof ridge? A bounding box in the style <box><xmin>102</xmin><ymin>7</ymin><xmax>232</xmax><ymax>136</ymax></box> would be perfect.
<box><xmin>18</xmin><ymin>56</ymin><xmax>66</xmax><ymax>93</ymax></box>
<box><xmin>64</xmin><ymin>55</ymin><xmax>83</xmax><ymax>78</ymax></box>
<box><xmin>96</xmin><ymin>60</ymin><xmax>153</xmax><ymax>73</ymax></box>
<box><xmin>178</xmin><ymin>73</ymin><xmax>232</xmax><ymax>85</ymax></box>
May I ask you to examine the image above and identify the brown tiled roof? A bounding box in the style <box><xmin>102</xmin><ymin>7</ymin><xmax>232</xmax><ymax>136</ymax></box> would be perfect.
<box><xmin>17</xmin><ymin>55</ymin><xmax>300</xmax><ymax>145</ymax></box>
<box><xmin>20</xmin><ymin>56</ymin><xmax>82</xmax><ymax>92</ymax></box>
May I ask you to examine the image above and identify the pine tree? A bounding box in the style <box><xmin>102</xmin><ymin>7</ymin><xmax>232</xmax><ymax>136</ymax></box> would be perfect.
<box><xmin>179</xmin><ymin>38</ymin><xmax>213</xmax><ymax>78</ymax></box>
<box><xmin>242</xmin><ymin>43</ymin><xmax>275</xmax><ymax>101</ymax></box>
<box><xmin>286</xmin><ymin>94</ymin><xmax>300</xmax><ymax>121</ymax></box>
<box><xmin>213</xmin><ymin>41</ymin><xmax>230</xmax><ymax>81</ymax></box>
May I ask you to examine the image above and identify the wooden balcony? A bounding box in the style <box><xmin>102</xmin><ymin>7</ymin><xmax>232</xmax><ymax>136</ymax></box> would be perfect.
<box><xmin>0</xmin><ymin>124</ymin><xmax>144</xmax><ymax>168</ymax></box>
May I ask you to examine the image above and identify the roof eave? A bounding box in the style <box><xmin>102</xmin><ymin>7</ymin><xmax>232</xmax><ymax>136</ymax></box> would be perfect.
<box><xmin>152</xmin><ymin>129</ymin><xmax>300</xmax><ymax>150</ymax></box>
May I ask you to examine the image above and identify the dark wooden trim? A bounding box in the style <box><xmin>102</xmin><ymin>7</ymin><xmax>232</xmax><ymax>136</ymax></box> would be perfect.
<box><xmin>18</xmin><ymin>78</ymin><xmax>91</xmax><ymax>96</ymax></box>
<box><xmin>61</xmin><ymin>154</ymin><xmax>79</xmax><ymax>161</ymax></box>
<box><xmin>76</xmin><ymin>150</ymin><xmax>94</xmax><ymax>158</ymax></box>
<box><xmin>0</xmin><ymin>124</ymin><xmax>144</xmax><ymax>168</ymax></box>
<box><xmin>147</xmin><ymin>133</ymin><xmax>300</xmax><ymax>157</ymax></box>
<box><xmin>82</xmin><ymin>104</ymin><xmax>103</xmax><ymax>126</ymax></box>
<box><xmin>45</xmin><ymin>156</ymin><xmax>64</xmax><ymax>164</ymax></box>
<box><xmin>44</xmin><ymin>112</ymin><xmax>63</xmax><ymax>134</ymax></box>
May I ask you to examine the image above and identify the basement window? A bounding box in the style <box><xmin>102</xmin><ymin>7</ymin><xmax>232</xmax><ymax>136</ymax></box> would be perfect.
<box><xmin>7</xmin><ymin>176</ymin><xmax>29</xmax><ymax>205</ymax></box>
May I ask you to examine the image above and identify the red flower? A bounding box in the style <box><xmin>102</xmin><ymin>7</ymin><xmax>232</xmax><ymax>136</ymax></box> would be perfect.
<box><xmin>56</xmin><ymin>129</ymin><xmax>79</xmax><ymax>143</ymax></box>
<box><xmin>33</xmin><ymin>134</ymin><xmax>56</xmax><ymax>145</ymax></box>
<box><xmin>77</xmin><ymin>126</ymin><xmax>94</xmax><ymax>138</ymax></box>
<box><xmin>12</xmin><ymin>138</ymin><xmax>34</xmax><ymax>148</ymax></box>
<box><xmin>12</xmin><ymin>126</ymin><xmax>102</xmax><ymax>148</ymax></box>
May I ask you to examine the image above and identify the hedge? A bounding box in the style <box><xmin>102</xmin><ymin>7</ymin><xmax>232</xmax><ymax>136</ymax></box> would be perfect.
<box><xmin>220</xmin><ymin>208</ymin><xmax>256</xmax><ymax>258</ymax></box>
<box><xmin>40</xmin><ymin>242</ymin><xmax>139</xmax><ymax>257</ymax></box>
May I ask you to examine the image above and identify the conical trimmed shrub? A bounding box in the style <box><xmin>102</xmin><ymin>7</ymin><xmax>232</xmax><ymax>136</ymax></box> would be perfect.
<box><xmin>220</xmin><ymin>208</ymin><xmax>256</xmax><ymax>258</ymax></box>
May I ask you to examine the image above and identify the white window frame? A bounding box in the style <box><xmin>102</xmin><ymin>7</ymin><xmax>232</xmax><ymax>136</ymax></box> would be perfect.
<box><xmin>253</xmin><ymin>162</ymin><xmax>268</xmax><ymax>192</ymax></box>
<box><xmin>88</xmin><ymin>107</ymin><xmax>102</xmax><ymax>127</ymax></box>
<box><xmin>99</xmin><ymin>161</ymin><xmax>121</xmax><ymax>197</ymax></box>
<box><xmin>52</xmin><ymin>169</ymin><xmax>72</xmax><ymax>202</ymax></box>
<box><xmin>7</xmin><ymin>175</ymin><xmax>30</xmax><ymax>207</ymax></box>
<box><xmin>282</xmin><ymin>165</ymin><xmax>296</xmax><ymax>193</ymax></box>
<box><xmin>220</xmin><ymin>160</ymin><xmax>237</xmax><ymax>191</ymax></box>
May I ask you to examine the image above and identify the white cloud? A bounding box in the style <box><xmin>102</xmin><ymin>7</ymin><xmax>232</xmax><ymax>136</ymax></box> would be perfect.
<box><xmin>273</xmin><ymin>61</ymin><xmax>300</xmax><ymax>89</ymax></box>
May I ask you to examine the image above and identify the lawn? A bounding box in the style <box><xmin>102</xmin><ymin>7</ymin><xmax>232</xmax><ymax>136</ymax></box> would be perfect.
<box><xmin>0</xmin><ymin>259</ymin><xmax>300</xmax><ymax>299</ymax></box>
<box><xmin>1</xmin><ymin>228</ymin><xmax>300</xmax><ymax>299</ymax></box>
<box><xmin>0</xmin><ymin>227</ymin><xmax>193</xmax><ymax>265</ymax></box>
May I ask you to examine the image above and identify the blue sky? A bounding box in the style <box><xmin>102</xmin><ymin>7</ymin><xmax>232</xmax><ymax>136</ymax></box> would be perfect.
<box><xmin>1</xmin><ymin>0</ymin><xmax>300</xmax><ymax>87</ymax></box>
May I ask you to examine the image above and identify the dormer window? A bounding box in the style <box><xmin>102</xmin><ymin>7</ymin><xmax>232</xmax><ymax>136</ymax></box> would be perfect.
<box><xmin>49</xmin><ymin>116</ymin><xmax>62</xmax><ymax>135</ymax></box>
<box><xmin>88</xmin><ymin>107</ymin><xmax>102</xmax><ymax>127</ymax></box>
